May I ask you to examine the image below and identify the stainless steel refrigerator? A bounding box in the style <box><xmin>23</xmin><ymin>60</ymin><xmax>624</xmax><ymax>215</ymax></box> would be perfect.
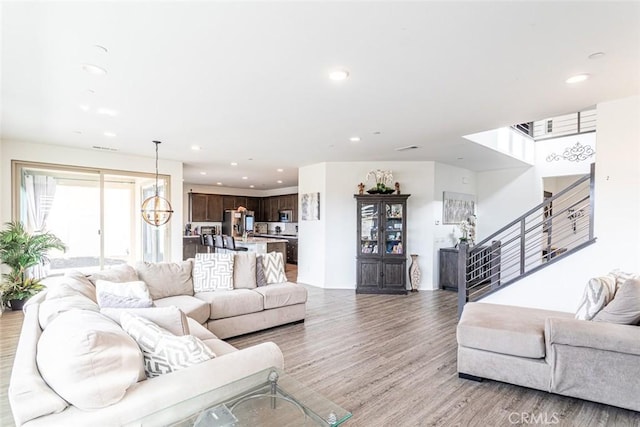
<box><xmin>222</xmin><ymin>210</ymin><xmax>255</xmax><ymax>237</ymax></box>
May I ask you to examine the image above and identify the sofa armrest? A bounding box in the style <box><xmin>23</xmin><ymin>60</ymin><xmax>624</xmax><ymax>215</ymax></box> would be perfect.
<box><xmin>23</xmin><ymin>342</ymin><xmax>284</xmax><ymax>427</ymax></box>
<box><xmin>545</xmin><ymin>317</ymin><xmax>640</xmax><ymax>356</ymax></box>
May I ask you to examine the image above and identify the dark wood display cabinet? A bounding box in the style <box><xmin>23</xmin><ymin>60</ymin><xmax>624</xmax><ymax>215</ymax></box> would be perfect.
<box><xmin>354</xmin><ymin>194</ymin><xmax>410</xmax><ymax>294</ymax></box>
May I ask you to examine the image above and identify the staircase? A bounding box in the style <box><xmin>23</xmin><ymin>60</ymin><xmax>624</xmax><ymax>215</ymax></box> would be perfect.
<box><xmin>457</xmin><ymin>164</ymin><xmax>596</xmax><ymax>315</ymax></box>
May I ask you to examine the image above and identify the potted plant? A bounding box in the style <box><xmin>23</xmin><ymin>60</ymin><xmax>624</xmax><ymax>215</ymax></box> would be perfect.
<box><xmin>0</xmin><ymin>221</ymin><xmax>66</xmax><ymax>311</ymax></box>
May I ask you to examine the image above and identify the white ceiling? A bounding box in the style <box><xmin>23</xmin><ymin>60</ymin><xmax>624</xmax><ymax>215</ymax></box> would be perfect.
<box><xmin>2</xmin><ymin>1</ymin><xmax>639</xmax><ymax>190</ymax></box>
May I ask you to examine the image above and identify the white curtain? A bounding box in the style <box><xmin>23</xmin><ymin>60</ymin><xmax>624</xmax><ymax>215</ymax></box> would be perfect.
<box><xmin>24</xmin><ymin>174</ymin><xmax>57</xmax><ymax>278</ymax></box>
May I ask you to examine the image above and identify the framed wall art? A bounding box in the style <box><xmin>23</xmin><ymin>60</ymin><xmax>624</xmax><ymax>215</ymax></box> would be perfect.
<box><xmin>301</xmin><ymin>192</ymin><xmax>320</xmax><ymax>221</ymax></box>
<box><xmin>442</xmin><ymin>191</ymin><xmax>475</xmax><ymax>224</ymax></box>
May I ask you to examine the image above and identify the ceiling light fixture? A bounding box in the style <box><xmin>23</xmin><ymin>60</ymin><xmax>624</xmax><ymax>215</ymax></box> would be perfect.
<box><xmin>103</xmin><ymin>131</ymin><xmax>117</xmax><ymax>137</ymax></box>
<box><xmin>566</xmin><ymin>74</ymin><xmax>590</xmax><ymax>84</ymax></box>
<box><xmin>81</xmin><ymin>63</ymin><xmax>107</xmax><ymax>75</ymax></box>
<box><xmin>200</xmin><ymin>172</ymin><xmax>207</xmax><ymax>175</ymax></box>
<box><xmin>231</xmin><ymin>162</ymin><xmax>238</xmax><ymax>166</ymax></box>
<box><xmin>249</xmin><ymin>185</ymin><xmax>255</xmax><ymax>188</ymax></box>
<box><xmin>329</xmin><ymin>69</ymin><xmax>350</xmax><ymax>81</ymax></box>
<box><xmin>141</xmin><ymin>141</ymin><xmax>174</xmax><ymax>227</ymax></box>
<box><xmin>588</xmin><ymin>52</ymin><xmax>605</xmax><ymax>60</ymax></box>
<box><xmin>93</xmin><ymin>45</ymin><xmax>108</xmax><ymax>54</ymax></box>
<box><xmin>217</xmin><ymin>182</ymin><xmax>223</xmax><ymax>186</ymax></box>
<box><xmin>97</xmin><ymin>108</ymin><xmax>118</xmax><ymax>116</ymax></box>
<box><xmin>349</xmin><ymin>136</ymin><xmax>361</xmax><ymax>142</ymax></box>
<box><xmin>277</xmin><ymin>168</ymin><xmax>284</xmax><ymax>172</ymax></box>
<box><xmin>277</xmin><ymin>180</ymin><xmax>283</xmax><ymax>184</ymax></box>
<box><xmin>242</xmin><ymin>176</ymin><xmax>248</xmax><ymax>180</ymax></box>
<box><xmin>191</xmin><ymin>145</ymin><xmax>201</xmax><ymax>151</ymax></box>
<box><xmin>79</xmin><ymin>105</ymin><xmax>90</xmax><ymax>112</ymax></box>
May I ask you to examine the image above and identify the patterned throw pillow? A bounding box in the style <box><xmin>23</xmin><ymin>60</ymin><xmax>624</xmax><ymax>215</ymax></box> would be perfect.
<box><xmin>95</xmin><ymin>280</ymin><xmax>153</xmax><ymax>309</ymax></box>
<box><xmin>121</xmin><ymin>312</ymin><xmax>215</xmax><ymax>378</ymax></box>
<box><xmin>593</xmin><ymin>278</ymin><xmax>640</xmax><ymax>325</ymax></box>
<box><xmin>193</xmin><ymin>253</ymin><xmax>235</xmax><ymax>292</ymax></box>
<box><xmin>256</xmin><ymin>255</ymin><xmax>268</xmax><ymax>287</ymax></box>
<box><xmin>609</xmin><ymin>269</ymin><xmax>639</xmax><ymax>295</ymax></box>
<box><xmin>261</xmin><ymin>252</ymin><xmax>287</xmax><ymax>284</ymax></box>
<box><xmin>575</xmin><ymin>275</ymin><xmax>617</xmax><ymax>320</ymax></box>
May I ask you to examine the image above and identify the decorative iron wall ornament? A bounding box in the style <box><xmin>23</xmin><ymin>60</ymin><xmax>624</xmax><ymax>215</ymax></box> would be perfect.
<box><xmin>546</xmin><ymin>141</ymin><xmax>595</xmax><ymax>162</ymax></box>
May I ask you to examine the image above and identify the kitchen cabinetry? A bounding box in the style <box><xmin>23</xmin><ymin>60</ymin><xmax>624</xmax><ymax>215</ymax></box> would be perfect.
<box><xmin>189</xmin><ymin>193</ymin><xmax>223</xmax><ymax>222</ymax></box>
<box><xmin>285</xmin><ymin>238</ymin><xmax>298</xmax><ymax>264</ymax></box>
<box><xmin>245</xmin><ymin>197</ymin><xmax>260</xmax><ymax>214</ymax></box>
<box><xmin>354</xmin><ymin>194</ymin><xmax>410</xmax><ymax>294</ymax></box>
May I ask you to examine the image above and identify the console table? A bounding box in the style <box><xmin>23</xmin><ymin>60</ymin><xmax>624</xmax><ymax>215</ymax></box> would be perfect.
<box><xmin>439</xmin><ymin>246</ymin><xmax>493</xmax><ymax>292</ymax></box>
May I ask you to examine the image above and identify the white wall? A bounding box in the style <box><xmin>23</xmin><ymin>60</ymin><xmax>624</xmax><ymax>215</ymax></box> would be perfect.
<box><xmin>0</xmin><ymin>140</ymin><xmax>4</xmax><ymax>226</ymax></box>
<box><xmin>476</xmin><ymin>166</ymin><xmax>542</xmax><ymax>241</ymax></box>
<box><xmin>297</xmin><ymin>163</ymin><xmax>327</xmax><ymax>287</ymax></box>
<box><xmin>298</xmin><ymin>161</ymin><xmax>469</xmax><ymax>291</ymax></box>
<box><xmin>1</xmin><ymin>140</ymin><xmax>184</xmax><ymax>262</ymax></box>
<box><xmin>482</xmin><ymin>95</ymin><xmax>640</xmax><ymax>312</ymax></box>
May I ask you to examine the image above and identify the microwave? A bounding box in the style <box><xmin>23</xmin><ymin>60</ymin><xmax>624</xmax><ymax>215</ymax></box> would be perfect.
<box><xmin>279</xmin><ymin>210</ymin><xmax>293</xmax><ymax>222</ymax></box>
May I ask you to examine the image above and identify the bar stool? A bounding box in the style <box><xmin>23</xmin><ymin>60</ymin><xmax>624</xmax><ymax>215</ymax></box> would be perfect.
<box><xmin>214</xmin><ymin>235</ymin><xmax>226</xmax><ymax>253</ymax></box>
<box><xmin>200</xmin><ymin>234</ymin><xmax>215</xmax><ymax>253</ymax></box>
<box><xmin>223</xmin><ymin>235</ymin><xmax>248</xmax><ymax>252</ymax></box>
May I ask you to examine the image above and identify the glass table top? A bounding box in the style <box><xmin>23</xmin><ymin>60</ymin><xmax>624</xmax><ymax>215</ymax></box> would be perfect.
<box><xmin>126</xmin><ymin>367</ymin><xmax>352</xmax><ymax>427</ymax></box>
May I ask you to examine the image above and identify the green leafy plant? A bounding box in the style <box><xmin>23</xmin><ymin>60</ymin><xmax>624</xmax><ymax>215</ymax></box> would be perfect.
<box><xmin>0</xmin><ymin>221</ymin><xmax>66</xmax><ymax>306</ymax></box>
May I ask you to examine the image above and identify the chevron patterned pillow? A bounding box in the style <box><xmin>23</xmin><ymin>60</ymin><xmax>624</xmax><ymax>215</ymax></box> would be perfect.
<box><xmin>193</xmin><ymin>253</ymin><xmax>235</xmax><ymax>292</ymax></box>
<box><xmin>261</xmin><ymin>252</ymin><xmax>287</xmax><ymax>284</ymax></box>
<box><xmin>121</xmin><ymin>312</ymin><xmax>215</xmax><ymax>379</ymax></box>
<box><xmin>575</xmin><ymin>275</ymin><xmax>617</xmax><ymax>320</ymax></box>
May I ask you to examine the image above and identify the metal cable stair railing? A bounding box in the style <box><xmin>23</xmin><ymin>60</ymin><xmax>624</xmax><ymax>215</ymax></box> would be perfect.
<box><xmin>457</xmin><ymin>164</ymin><xmax>597</xmax><ymax>316</ymax></box>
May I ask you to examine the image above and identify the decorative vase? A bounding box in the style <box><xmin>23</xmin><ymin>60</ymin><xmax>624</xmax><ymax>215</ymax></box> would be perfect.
<box><xmin>9</xmin><ymin>299</ymin><xmax>26</xmax><ymax>311</ymax></box>
<box><xmin>409</xmin><ymin>254</ymin><xmax>421</xmax><ymax>292</ymax></box>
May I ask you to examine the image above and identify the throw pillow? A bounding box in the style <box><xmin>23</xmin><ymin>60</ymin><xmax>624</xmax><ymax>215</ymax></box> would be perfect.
<box><xmin>121</xmin><ymin>312</ymin><xmax>215</xmax><ymax>378</ymax></box>
<box><xmin>256</xmin><ymin>255</ymin><xmax>268</xmax><ymax>287</ymax></box>
<box><xmin>87</xmin><ymin>264</ymin><xmax>139</xmax><ymax>286</ymax></box>
<box><xmin>63</xmin><ymin>270</ymin><xmax>98</xmax><ymax>302</ymax></box>
<box><xmin>38</xmin><ymin>283</ymin><xmax>100</xmax><ymax>329</ymax></box>
<box><xmin>575</xmin><ymin>275</ymin><xmax>617</xmax><ymax>320</ymax></box>
<box><xmin>135</xmin><ymin>260</ymin><xmax>194</xmax><ymax>299</ymax></box>
<box><xmin>233</xmin><ymin>252</ymin><xmax>257</xmax><ymax>289</ymax></box>
<box><xmin>593</xmin><ymin>278</ymin><xmax>640</xmax><ymax>325</ymax></box>
<box><xmin>609</xmin><ymin>269</ymin><xmax>639</xmax><ymax>294</ymax></box>
<box><xmin>193</xmin><ymin>253</ymin><xmax>234</xmax><ymax>292</ymax></box>
<box><xmin>261</xmin><ymin>252</ymin><xmax>287</xmax><ymax>284</ymax></box>
<box><xmin>95</xmin><ymin>280</ymin><xmax>153</xmax><ymax>308</ymax></box>
<box><xmin>36</xmin><ymin>310</ymin><xmax>143</xmax><ymax>410</ymax></box>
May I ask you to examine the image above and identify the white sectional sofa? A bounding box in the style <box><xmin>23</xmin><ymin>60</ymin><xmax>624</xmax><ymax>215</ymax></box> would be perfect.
<box><xmin>9</xmin><ymin>252</ymin><xmax>307</xmax><ymax>426</ymax></box>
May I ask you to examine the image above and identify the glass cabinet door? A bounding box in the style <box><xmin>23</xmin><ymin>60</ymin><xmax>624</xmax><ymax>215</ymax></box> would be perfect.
<box><xmin>360</xmin><ymin>202</ymin><xmax>379</xmax><ymax>254</ymax></box>
<box><xmin>385</xmin><ymin>203</ymin><xmax>404</xmax><ymax>255</ymax></box>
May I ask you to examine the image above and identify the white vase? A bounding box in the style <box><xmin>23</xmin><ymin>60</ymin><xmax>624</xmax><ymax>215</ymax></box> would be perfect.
<box><xmin>409</xmin><ymin>254</ymin><xmax>421</xmax><ymax>292</ymax></box>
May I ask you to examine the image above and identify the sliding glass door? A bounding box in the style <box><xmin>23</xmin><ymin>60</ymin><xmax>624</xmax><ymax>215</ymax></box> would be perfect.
<box><xmin>13</xmin><ymin>162</ymin><xmax>171</xmax><ymax>275</ymax></box>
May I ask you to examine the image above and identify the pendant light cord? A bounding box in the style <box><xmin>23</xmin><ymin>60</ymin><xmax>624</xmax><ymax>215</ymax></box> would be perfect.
<box><xmin>153</xmin><ymin>140</ymin><xmax>160</xmax><ymax>197</ymax></box>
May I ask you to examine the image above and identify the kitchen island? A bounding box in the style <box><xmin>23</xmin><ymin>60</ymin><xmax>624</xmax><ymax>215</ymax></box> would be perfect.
<box><xmin>234</xmin><ymin>237</ymin><xmax>287</xmax><ymax>260</ymax></box>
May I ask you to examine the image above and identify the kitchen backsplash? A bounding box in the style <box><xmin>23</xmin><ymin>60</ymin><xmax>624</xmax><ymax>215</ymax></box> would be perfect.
<box><xmin>258</xmin><ymin>222</ymin><xmax>297</xmax><ymax>235</ymax></box>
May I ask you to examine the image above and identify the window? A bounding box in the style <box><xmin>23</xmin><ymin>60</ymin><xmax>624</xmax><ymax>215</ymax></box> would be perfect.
<box><xmin>12</xmin><ymin>162</ymin><xmax>171</xmax><ymax>274</ymax></box>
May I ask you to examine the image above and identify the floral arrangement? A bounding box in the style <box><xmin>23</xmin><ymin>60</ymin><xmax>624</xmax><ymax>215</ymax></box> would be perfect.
<box><xmin>365</xmin><ymin>169</ymin><xmax>394</xmax><ymax>192</ymax></box>
<box><xmin>457</xmin><ymin>215</ymin><xmax>477</xmax><ymax>244</ymax></box>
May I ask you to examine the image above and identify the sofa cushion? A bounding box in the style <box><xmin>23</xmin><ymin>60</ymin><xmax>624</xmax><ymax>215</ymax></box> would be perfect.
<box><xmin>95</xmin><ymin>280</ymin><xmax>153</xmax><ymax>308</ymax></box>
<box><xmin>153</xmin><ymin>295</ymin><xmax>210</xmax><ymax>324</ymax></box>
<box><xmin>575</xmin><ymin>275</ymin><xmax>616</xmax><ymax>320</ymax></box>
<box><xmin>195</xmin><ymin>290</ymin><xmax>264</xmax><ymax>320</ymax></box>
<box><xmin>135</xmin><ymin>260</ymin><xmax>194</xmax><ymax>299</ymax></box>
<box><xmin>36</xmin><ymin>310</ymin><xmax>143</xmax><ymax>410</ymax></box>
<box><xmin>101</xmin><ymin>306</ymin><xmax>190</xmax><ymax>336</ymax></box>
<box><xmin>87</xmin><ymin>264</ymin><xmax>138</xmax><ymax>285</ymax></box>
<box><xmin>593</xmin><ymin>278</ymin><xmax>640</xmax><ymax>325</ymax></box>
<box><xmin>261</xmin><ymin>252</ymin><xmax>287</xmax><ymax>284</ymax></box>
<box><xmin>457</xmin><ymin>302</ymin><xmax>572</xmax><ymax>359</ymax></box>
<box><xmin>63</xmin><ymin>270</ymin><xmax>98</xmax><ymax>302</ymax></box>
<box><xmin>39</xmin><ymin>283</ymin><xmax>100</xmax><ymax>329</ymax></box>
<box><xmin>186</xmin><ymin>317</ymin><xmax>218</xmax><ymax>341</ymax></box>
<box><xmin>193</xmin><ymin>253</ymin><xmax>235</xmax><ymax>292</ymax></box>
<box><xmin>201</xmin><ymin>338</ymin><xmax>239</xmax><ymax>357</ymax></box>
<box><xmin>121</xmin><ymin>312</ymin><xmax>215</xmax><ymax>378</ymax></box>
<box><xmin>253</xmin><ymin>283</ymin><xmax>308</xmax><ymax>310</ymax></box>
<box><xmin>233</xmin><ymin>252</ymin><xmax>257</xmax><ymax>289</ymax></box>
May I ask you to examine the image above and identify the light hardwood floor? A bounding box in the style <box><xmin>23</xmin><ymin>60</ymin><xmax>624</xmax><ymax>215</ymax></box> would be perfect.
<box><xmin>1</xmin><ymin>266</ymin><xmax>639</xmax><ymax>426</ymax></box>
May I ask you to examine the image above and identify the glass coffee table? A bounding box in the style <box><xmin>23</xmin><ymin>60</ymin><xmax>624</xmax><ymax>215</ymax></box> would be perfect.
<box><xmin>128</xmin><ymin>367</ymin><xmax>352</xmax><ymax>426</ymax></box>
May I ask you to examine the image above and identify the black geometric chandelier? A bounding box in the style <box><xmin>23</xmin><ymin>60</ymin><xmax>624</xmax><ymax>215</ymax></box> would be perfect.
<box><xmin>141</xmin><ymin>140</ymin><xmax>174</xmax><ymax>226</ymax></box>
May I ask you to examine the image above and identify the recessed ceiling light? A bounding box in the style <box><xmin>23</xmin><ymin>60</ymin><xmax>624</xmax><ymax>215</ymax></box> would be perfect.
<box><xmin>216</xmin><ymin>182</ymin><xmax>223</xmax><ymax>186</ymax></box>
<box><xmin>191</xmin><ymin>145</ymin><xmax>201</xmax><ymax>151</ymax></box>
<box><xmin>81</xmin><ymin>63</ymin><xmax>107</xmax><ymax>75</ymax></box>
<box><xmin>588</xmin><ymin>52</ymin><xmax>605</xmax><ymax>60</ymax></box>
<box><xmin>349</xmin><ymin>136</ymin><xmax>361</xmax><ymax>142</ymax></box>
<box><xmin>457</xmin><ymin>157</ymin><xmax>464</xmax><ymax>160</ymax></box>
<box><xmin>93</xmin><ymin>45</ymin><xmax>108</xmax><ymax>54</ymax></box>
<box><xmin>277</xmin><ymin>168</ymin><xmax>284</xmax><ymax>172</ymax></box>
<box><xmin>230</xmin><ymin>162</ymin><xmax>238</xmax><ymax>166</ymax></box>
<box><xmin>79</xmin><ymin>105</ymin><xmax>90</xmax><ymax>112</ymax></box>
<box><xmin>566</xmin><ymin>74</ymin><xmax>590</xmax><ymax>84</ymax></box>
<box><xmin>103</xmin><ymin>131</ymin><xmax>116</xmax><ymax>137</ymax></box>
<box><xmin>242</xmin><ymin>176</ymin><xmax>248</xmax><ymax>180</ymax></box>
<box><xmin>249</xmin><ymin>185</ymin><xmax>255</xmax><ymax>188</ymax></box>
<box><xmin>329</xmin><ymin>69</ymin><xmax>349</xmax><ymax>81</ymax></box>
<box><xmin>373</xmin><ymin>131</ymin><xmax>381</xmax><ymax>135</ymax></box>
<box><xmin>87</xmin><ymin>89</ymin><xmax>95</xmax><ymax>94</ymax></box>
<box><xmin>74</xmin><ymin>130</ymin><xmax>82</xmax><ymax>134</ymax></box>
<box><xmin>200</xmin><ymin>172</ymin><xmax>207</xmax><ymax>175</ymax></box>
<box><xmin>277</xmin><ymin>180</ymin><xmax>283</xmax><ymax>184</ymax></box>
<box><xmin>96</xmin><ymin>107</ymin><xmax>118</xmax><ymax>116</ymax></box>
